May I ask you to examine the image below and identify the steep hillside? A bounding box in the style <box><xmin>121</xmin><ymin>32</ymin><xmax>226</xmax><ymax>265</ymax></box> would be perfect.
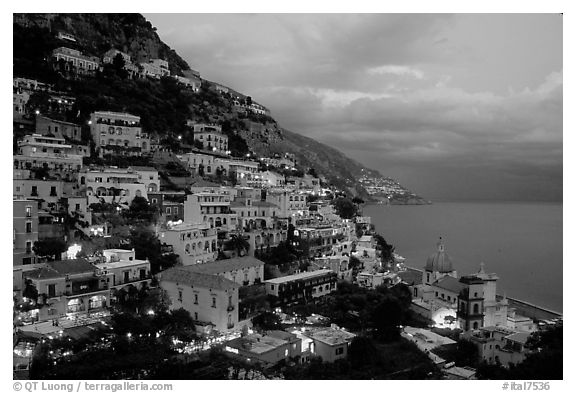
<box><xmin>13</xmin><ymin>13</ymin><xmax>425</xmax><ymax>201</ymax></box>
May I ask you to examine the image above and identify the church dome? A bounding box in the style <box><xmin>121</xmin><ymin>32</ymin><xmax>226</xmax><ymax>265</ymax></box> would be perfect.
<box><xmin>425</xmin><ymin>237</ymin><xmax>454</xmax><ymax>273</ymax></box>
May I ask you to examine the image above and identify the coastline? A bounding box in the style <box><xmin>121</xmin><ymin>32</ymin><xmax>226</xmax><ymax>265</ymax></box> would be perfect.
<box><xmin>403</xmin><ymin>266</ymin><xmax>562</xmax><ymax>320</ymax></box>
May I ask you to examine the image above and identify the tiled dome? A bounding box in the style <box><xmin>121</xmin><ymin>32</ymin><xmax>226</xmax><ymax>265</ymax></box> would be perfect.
<box><xmin>425</xmin><ymin>237</ymin><xmax>453</xmax><ymax>273</ymax></box>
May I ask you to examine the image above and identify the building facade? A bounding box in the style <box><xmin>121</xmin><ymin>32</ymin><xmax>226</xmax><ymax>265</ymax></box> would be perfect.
<box><xmin>264</xmin><ymin>270</ymin><xmax>338</xmax><ymax>306</ymax></box>
<box><xmin>160</xmin><ymin>223</ymin><xmax>218</xmax><ymax>265</ymax></box>
<box><xmin>160</xmin><ymin>268</ymin><xmax>240</xmax><ymax>332</ymax></box>
<box><xmin>89</xmin><ymin>112</ymin><xmax>150</xmax><ymax>156</ymax></box>
<box><xmin>13</xmin><ymin>198</ymin><xmax>38</xmax><ymax>266</ymax></box>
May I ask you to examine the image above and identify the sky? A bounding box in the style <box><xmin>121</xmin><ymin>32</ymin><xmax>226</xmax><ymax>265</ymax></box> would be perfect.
<box><xmin>145</xmin><ymin>13</ymin><xmax>563</xmax><ymax>202</ymax></box>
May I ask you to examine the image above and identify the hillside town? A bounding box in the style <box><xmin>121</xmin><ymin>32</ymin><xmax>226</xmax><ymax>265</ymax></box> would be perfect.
<box><xmin>13</xmin><ymin>20</ymin><xmax>562</xmax><ymax>381</ymax></box>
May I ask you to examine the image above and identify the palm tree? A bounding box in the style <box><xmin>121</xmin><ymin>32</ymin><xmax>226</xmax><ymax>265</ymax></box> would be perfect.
<box><xmin>226</xmin><ymin>234</ymin><xmax>250</xmax><ymax>257</ymax></box>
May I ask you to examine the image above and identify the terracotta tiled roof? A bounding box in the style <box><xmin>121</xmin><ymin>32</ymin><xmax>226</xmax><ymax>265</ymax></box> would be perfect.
<box><xmin>160</xmin><ymin>268</ymin><xmax>240</xmax><ymax>291</ymax></box>
<box><xmin>23</xmin><ymin>259</ymin><xmax>96</xmax><ymax>280</ymax></box>
<box><xmin>182</xmin><ymin>256</ymin><xmax>265</xmax><ymax>275</ymax></box>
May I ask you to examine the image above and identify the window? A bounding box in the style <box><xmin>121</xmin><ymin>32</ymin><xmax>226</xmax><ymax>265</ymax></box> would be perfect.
<box><xmin>194</xmin><ymin>312</ymin><xmax>198</xmax><ymax>320</ymax></box>
<box><xmin>194</xmin><ymin>294</ymin><xmax>198</xmax><ymax>304</ymax></box>
<box><xmin>335</xmin><ymin>347</ymin><xmax>344</xmax><ymax>355</ymax></box>
<box><xmin>25</xmin><ymin>241</ymin><xmax>32</xmax><ymax>253</ymax></box>
<box><xmin>178</xmin><ymin>290</ymin><xmax>183</xmax><ymax>302</ymax></box>
<box><xmin>26</xmin><ymin>206</ymin><xmax>31</xmax><ymax>217</ymax></box>
<box><xmin>166</xmin><ymin>207</ymin><xmax>172</xmax><ymax>214</ymax></box>
<box><xmin>212</xmin><ymin>298</ymin><xmax>216</xmax><ymax>308</ymax></box>
<box><xmin>31</xmin><ymin>186</ymin><xmax>38</xmax><ymax>196</ymax></box>
<box><xmin>25</xmin><ymin>221</ymin><xmax>32</xmax><ymax>233</ymax></box>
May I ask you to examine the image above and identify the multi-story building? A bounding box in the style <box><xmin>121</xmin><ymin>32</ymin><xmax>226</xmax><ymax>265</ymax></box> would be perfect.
<box><xmin>264</xmin><ymin>270</ymin><xmax>338</xmax><ymax>306</ymax></box>
<box><xmin>189</xmin><ymin>123</ymin><xmax>229</xmax><ymax>154</ymax></box>
<box><xmin>463</xmin><ymin>326</ymin><xmax>532</xmax><ymax>368</ymax></box>
<box><xmin>181</xmin><ymin>256</ymin><xmax>265</xmax><ymax>286</ymax></box>
<box><xmin>184</xmin><ymin>191</ymin><xmax>238</xmax><ymax>231</ymax></box>
<box><xmin>225</xmin><ymin>330</ymin><xmax>301</xmax><ymax>365</ymax></box>
<box><xmin>160</xmin><ymin>267</ymin><xmax>240</xmax><ymax>332</ymax></box>
<box><xmin>13</xmin><ymin>198</ymin><xmax>38</xmax><ymax>266</ymax></box>
<box><xmin>215</xmin><ymin>158</ymin><xmax>259</xmax><ymax>180</ymax></box>
<box><xmin>102</xmin><ymin>48</ymin><xmax>131</xmax><ymax>64</ymax></box>
<box><xmin>13</xmin><ymin>178</ymin><xmax>79</xmax><ymax>208</ymax></box>
<box><xmin>265</xmin><ymin>189</ymin><xmax>307</xmax><ymax>218</ymax></box>
<box><xmin>173</xmin><ymin>75</ymin><xmax>201</xmax><ymax>91</ymax></box>
<box><xmin>160</xmin><ymin>223</ymin><xmax>218</xmax><ymax>265</ymax></box>
<box><xmin>94</xmin><ymin>249</ymin><xmax>151</xmax><ymax>289</ymax></box>
<box><xmin>295</xmin><ymin>327</ymin><xmax>356</xmax><ymax>363</ymax></box>
<box><xmin>130</xmin><ymin>166</ymin><xmax>160</xmax><ymax>194</ymax></box>
<box><xmin>52</xmin><ymin>47</ymin><xmax>99</xmax><ymax>76</ymax></box>
<box><xmin>140</xmin><ymin>59</ymin><xmax>170</xmax><ymax>79</ymax></box>
<box><xmin>179</xmin><ymin>151</ymin><xmax>217</xmax><ymax>176</ymax></box>
<box><xmin>14</xmin><ymin>134</ymin><xmax>84</xmax><ymax>174</ymax></box>
<box><xmin>80</xmin><ymin>167</ymin><xmax>149</xmax><ymax>205</ymax></box>
<box><xmin>231</xmin><ymin>200</ymin><xmax>280</xmax><ymax>231</ymax></box>
<box><xmin>35</xmin><ymin>116</ymin><xmax>83</xmax><ymax>142</ymax></box>
<box><xmin>311</xmin><ymin>255</ymin><xmax>352</xmax><ymax>282</ymax></box>
<box><xmin>295</xmin><ymin>225</ymin><xmax>346</xmax><ymax>257</ymax></box>
<box><xmin>13</xmin><ymin>77</ymin><xmax>52</xmax><ymax>92</ymax></box>
<box><xmin>13</xmin><ymin>88</ymin><xmax>30</xmax><ymax>118</ymax></box>
<box><xmin>89</xmin><ymin>111</ymin><xmax>150</xmax><ymax>157</ymax></box>
<box><xmin>457</xmin><ymin>264</ymin><xmax>509</xmax><ymax>331</ymax></box>
<box><xmin>247</xmin><ymin>228</ymin><xmax>288</xmax><ymax>258</ymax></box>
<box><xmin>22</xmin><ymin>259</ymin><xmax>110</xmax><ymax>322</ymax></box>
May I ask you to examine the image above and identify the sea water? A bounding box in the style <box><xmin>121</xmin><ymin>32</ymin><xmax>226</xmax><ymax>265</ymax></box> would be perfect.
<box><xmin>363</xmin><ymin>201</ymin><xmax>563</xmax><ymax>312</ymax></box>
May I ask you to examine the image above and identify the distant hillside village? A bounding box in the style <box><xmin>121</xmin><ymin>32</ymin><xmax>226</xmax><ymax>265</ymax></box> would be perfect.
<box><xmin>13</xmin><ymin>21</ymin><xmax>561</xmax><ymax>381</ymax></box>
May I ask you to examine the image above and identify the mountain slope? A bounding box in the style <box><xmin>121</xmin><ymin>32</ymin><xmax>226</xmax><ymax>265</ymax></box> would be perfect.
<box><xmin>13</xmin><ymin>13</ymin><xmax>425</xmax><ymax>202</ymax></box>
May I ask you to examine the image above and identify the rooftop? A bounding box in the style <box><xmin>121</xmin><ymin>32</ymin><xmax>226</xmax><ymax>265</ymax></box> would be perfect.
<box><xmin>302</xmin><ymin>327</ymin><xmax>356</xmax><ymax>346</ymax></box>
<box><xmin>165</xmin><ymin>222</ymin><xmax>210</xmax><ymax>232</ymax></box>
<box><xmin>506</xmin><ymin>331</ymin><xmax>531</xmax><ymax>344</ymax></box>
<box><xmin>226</xmin><ymin>330</ymin><xmax>296</xmax><ymax>355</ymax></box>
<box><xmin>265</xmin><ymin>270</ymin><xmax>336</xmax><ymax>285</ymax></box>
<box><xmin>96</xmin><ymin>259</ymin><xmax>149</xmax><ymax>270</ymax></box>
<box><xmin>129</xmin><ymin>166</ymin><xmax>157</xmax><ymax>172</ymax></box>
<box><xmin>23</xmin><ymin>259</ymin><xmax>96</xmax><ymax>280</ymax></box>
<box><xmin>161</xmin><ymin>269</ymin><xmax>240</xmax><ymax>291</ymax></box>
<box><xmin>179</xmin><ymin>256</ymin><xmax>265</xmax><ymax>275</ymax></box>
<box><xmin>433</xmin><ymin>276</ymin><xmax>465</xmax><ymax>294</ymax></box>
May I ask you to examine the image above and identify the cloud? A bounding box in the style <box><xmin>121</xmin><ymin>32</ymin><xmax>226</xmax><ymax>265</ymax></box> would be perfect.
<box><xmin>366</xmin><ymin>65</ymin><xmax>424</xmax><ymax>79</ymax></box>
<box><xmin>146</xmin><ymin>13</ymin><xmax>562</xmax><ymax>201</ymax></box>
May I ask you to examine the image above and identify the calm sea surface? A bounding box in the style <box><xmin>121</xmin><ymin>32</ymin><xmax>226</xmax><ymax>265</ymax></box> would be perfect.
<box><xmin>363</xmin><ymin>201</ymin><xmax>563</xmax><ymax>313</ymax></box>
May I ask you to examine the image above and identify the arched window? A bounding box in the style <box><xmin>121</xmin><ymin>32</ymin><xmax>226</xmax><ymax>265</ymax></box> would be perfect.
<box><xmin>473</xmin><ymin>322</ymin><xmax>479</xmax><ymax>330</ymax></box>
<box><xmin>473</xmin><ymin>304</ymin><xmax>479</xmax><ymax>315</ymax></box>
<box><xmin>185</xmin><ymin>244</ymin><xmax>190</xmax><ymax>254</ymax></box>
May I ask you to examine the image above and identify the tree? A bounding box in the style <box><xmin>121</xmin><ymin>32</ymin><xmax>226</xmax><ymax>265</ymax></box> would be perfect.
<box><xmin>112</xmin><ymin>53</ymin><xmax>128</xmax><ymax>79</ymax></box>
<box><xmin>22</xmin><ymin>279</ymin><xmax>39</xmax><ymax>302</ymax></box>
<box><xmin>251</xmin><ymin>311</ymin><xmax>282</xmax><ymax>331</ymax></box>
<box><xmin>129</xmin><ymin>226</ymin><xmax>163</xmax><ymax>273</ymax></box>
<box><xmin>332</xmin><ymin>197</ymin><xmax>357</xmax><ymax>219</ymax></box>
<box><xmin>225</xmin><ymin>234</ymin><xmax>250</xmax><ymax>257</ymax></box>
<box><xmin>33</xmin><ymin>239</ymin><xmax>67</xmax><ymax>261</ymax></box>
<box><xmin>348</xmin><ymin>336</ymin><xmax>378</xmax><ymax>366</ymax></box>
<box><xmin>373</xmin><ymin>233</ymin><xmax>395</xmax><ymax>264</ymax></box>
<box><xmin>352</xmin><ymin>196</ymin><xmax>364</xmax><ymax>205</ymax></box>
<box><xmin>124</xmin><ymin>196</ymin><xmax>156</xmax><ymax>223</ymax></box>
